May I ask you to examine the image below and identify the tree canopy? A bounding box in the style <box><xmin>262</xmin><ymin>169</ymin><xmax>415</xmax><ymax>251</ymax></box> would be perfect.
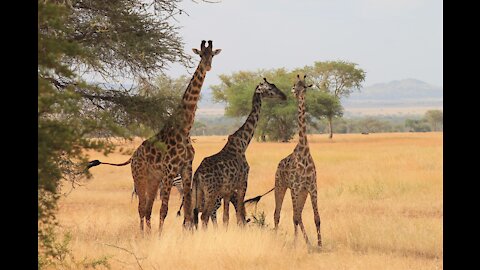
<box><xmin>301</xmin><ymin>61</ymin><xmax>365</xmax><ymax>138</ymax></box>
<box><xmin>405</xmin><ymin>119</ymin><xmax>431</xmax><ymax>132</ymax></box>
<box><xmin>424</xmin><ymin>110</ymin><xmax>443</xmax><ymax>131</ymax></box>
<box><xmin>404</xmin><ymin>110</ymin><xmax>443</xmax><ymax>132</ymax></box>
<box><xmin>303</xmin><ymin>60</ymin><xmax>366</xmax><ymax>98</ymax></box>
<box><xmin>38</xmin><ymin>0</ymin><xmax>194</xmax><ymax>267</ymax></box>
<box><xmin>211</xmin><ymin>68</ymin><xmax>343</xmax><ymax>142</ymax></box>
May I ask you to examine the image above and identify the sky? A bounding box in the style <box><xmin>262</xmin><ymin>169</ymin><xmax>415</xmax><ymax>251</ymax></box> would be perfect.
<box><xmin>164</xmin><ymin>0</ymin><xmax>443</xmax><ymax>90</ymax></box>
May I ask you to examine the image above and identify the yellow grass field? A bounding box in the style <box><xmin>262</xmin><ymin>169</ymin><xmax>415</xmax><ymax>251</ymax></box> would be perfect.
<box><xmin>56</xmin><ymin>132</ymin><xmax>443</xmax><ymax>270</ymax></box>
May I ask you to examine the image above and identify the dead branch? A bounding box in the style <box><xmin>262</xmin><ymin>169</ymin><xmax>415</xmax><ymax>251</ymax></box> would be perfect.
<box><xmin>102</xmin><ymin>243</ymin><xmax>145</xmax><ymax>270</ymax></box>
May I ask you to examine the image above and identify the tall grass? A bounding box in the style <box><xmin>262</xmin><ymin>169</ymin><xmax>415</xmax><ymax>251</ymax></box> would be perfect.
<box><xmin>56</xmin><ymin>132</ymin><xmax>443</xmax><ymax>269</ymax></box>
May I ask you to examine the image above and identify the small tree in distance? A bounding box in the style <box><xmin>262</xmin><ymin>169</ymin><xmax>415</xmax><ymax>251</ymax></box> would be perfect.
<box><xmin>405</xmin><ymin>119</ymin><xmax>431</xmax><ymax>132</ymax></box>
<box><xmin>306</xmin><ymin>90</ymin><xmax>343</xmax><ymax>139</ymax></box>
<box><xmin>424</xmin><ymin>110</ymin><xmax>443</xmax><ymax>131</ymax></box>
<box><xmin>303</xmin><ymin>61</ymin><xmax>366</xmax><ymax>138</ymax></box>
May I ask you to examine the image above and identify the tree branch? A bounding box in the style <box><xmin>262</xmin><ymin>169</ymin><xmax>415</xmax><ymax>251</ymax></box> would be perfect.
<box><xmin>102</xmin><ymin>243</ymin><xmax>145</xmax><ymax>270</ymax></box>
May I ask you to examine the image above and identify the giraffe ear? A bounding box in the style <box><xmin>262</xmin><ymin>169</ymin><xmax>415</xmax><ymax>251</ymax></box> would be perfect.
<box><xmin>192</xmin><ymin>48</ymin><xmax>201</xmax><ymax>55</ymax></box>
<box><xmin>212</xmin><ymin>49</ymin><xmax>222</xmax><ymax>55</ymax></box>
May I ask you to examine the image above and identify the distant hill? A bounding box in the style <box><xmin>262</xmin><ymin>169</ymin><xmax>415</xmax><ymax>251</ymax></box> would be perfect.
<box><xmin>343</xmin><ymin>79</ymin><xmax>442</xmax><ymax>105</ymax></box>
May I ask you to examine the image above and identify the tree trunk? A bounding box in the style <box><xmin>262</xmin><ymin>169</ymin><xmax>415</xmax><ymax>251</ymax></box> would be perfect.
<box><xmin>328</xmin><ymin>116</ymin><xmax>333</xmax><ymax>139</ymax></box>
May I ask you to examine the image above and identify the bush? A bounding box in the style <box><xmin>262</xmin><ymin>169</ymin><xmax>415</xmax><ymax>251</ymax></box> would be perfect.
<box><xmin>250</xmin><ymin>211</ymin><xmax>269</xmax><ymax>228</ymax></box>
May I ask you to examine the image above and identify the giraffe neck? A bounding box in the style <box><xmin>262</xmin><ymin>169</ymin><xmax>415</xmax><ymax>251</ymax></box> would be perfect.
<box><xmin>297</xmin><ymin>93</ymin><xmax>308</xmax><ymax>147</ymax></box>
<box><xmin>179</xmin><ymin>61</ymin><xmax>207</xmax><ymax>134</ymax></box>
<box><xmin>224</xmin><ymin>92</ymin><xmax>262</xmax><ymax>153</ymax></box>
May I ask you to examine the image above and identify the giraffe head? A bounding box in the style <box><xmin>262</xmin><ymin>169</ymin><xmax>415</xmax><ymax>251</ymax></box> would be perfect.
<box><xmin>291</xmin><ymin>74</ymin><xmax>313</xmax><ymax>99</ymax></box>
<box><xmin>192</xmin><ymin>40</ymin><xmax>222</xmax><ymax>71</ymax></box>
<box><xmin>255</xmin><ymin>78</ymin><xmax>287</xmax><ymax>100</ymax></box>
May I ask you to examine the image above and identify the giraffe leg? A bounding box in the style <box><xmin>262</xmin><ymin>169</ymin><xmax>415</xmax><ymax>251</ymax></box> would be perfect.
<box><xmin>133</xmin><ymin>175</ymin><xmax>147</xmax><ymax>232</ymax></box>
<box><xmin>274</xmin><ymin>183</ymin><xmax>287</xmax><ymax>230</ymax></box>
<box><xmin>158</xmin><ymin>183</ymin><xmax>172</xmax><ymax>235</ymax></box>
<box><xmin>235</xmin><ymin>187</ymin><xmax>247</xmax><ymax>226</ymax></box>
<box><xmin>290</xmin><ymin>189</ymin><xmax>298</xmax><ymax>238</ymax></box>
<box><xmin>201</xmin><ymin>194</ymin><xmax>216</xmax><ymax>229</ymax></box>
<box><xmin>234</xmin><ymin>173</ymin><xmax>249</xmax><ymax>226</ymax></box>
<box><xmin>144</xmin><ymin>179</ymin><xmax>160</xmax><ymax>232</ymax></box>
<box><xmin>310</xmin><ymin>189</ymin><xmax>322</xmax><ymax>247</ymax></box>
<box><xmin>181</xmin><ymin>161</ymin><xmax>194</xmax><ymax>229</ymax></box>
<box><xmin>222</xmin><ymin>195</ymin><xmax>230</xmax><ymax>227</ymax></box>
<box><xmin>292</xmin><ymin>189</ymin><xmax>310</xmax><ymax>245</ymax></box>
<box><xmin>210</xmin><ymin>196</ymin><xmax>222</xmax><ymax>227</ymax></box>
<box><xmin>210</xmin><ymin>210</ymin><xmax>218</xmax><ymax>227</ymax></box>
<box><xmin>230</xmin><ymin>192</ymin><xmax>249</xmax><ymax>223</ymax></box>
<box><xmin>193</xmin><ymin>186</ymin><xmax>203</xmax><ymax>230</ymax></box>
<box><xmin>231</xmin><ymin>192</ymin><xmax>239</xmax><ymax>213</ymax></box>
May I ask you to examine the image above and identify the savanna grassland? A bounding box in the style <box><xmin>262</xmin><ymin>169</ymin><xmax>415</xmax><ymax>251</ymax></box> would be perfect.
<box><xmin>56</xmin><ymin>132</ymin><xmax>443</xmax><ymax>270</ymax></box>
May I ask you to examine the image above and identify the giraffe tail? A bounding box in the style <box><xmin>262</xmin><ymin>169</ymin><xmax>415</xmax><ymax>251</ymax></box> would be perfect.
<box><xmin>130</xmin><ymin>183</ymin><xmax>139</xmax><ymax>203</ymax></box>
<box><xmin>193</xmin><ymin>174</ymin><xmax>200</xmax><ymax>228</ymax></box>
<box><xmin>86</xmin><ymin>158</ymin><xmax>132</xmax><ymax>169</ymax></box>
<box><xmin>176</xmin><ymin>198</ymin><xmax>184</xmax><ymax>217</ymax></box>
<box><xmin>244</xmin><ymin>187</ymin><xmax>275</xmax><ymax>205</ymax></box>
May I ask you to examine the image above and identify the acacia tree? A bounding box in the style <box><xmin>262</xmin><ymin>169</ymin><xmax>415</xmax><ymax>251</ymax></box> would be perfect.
<box><xmin>358</xmin><ymin>118</ymin><xmax>393</xmax><ymax>133</ymax></box>
<box><xmin>424</xmin><ymin>110</ymin><xmax>443</xmax><ymax>131</ymax></box>
<box><xmin>132</xmin><ymin>74</ymin><xmax>190</xmax><ymax>136</ymax></box>
<box><xmin>306</xmin><ymin>90</ymin><xmax>343</xmax><ymax>138</ymax></box>
<box><xmin>38</xmin><ymin>0</ymin><xmax>202</xmax><ymax>267</ymax></box>
<box><xmin>304</xmin><ymin>61</ymin><xmax>366</xmax><ymax>138</ymax></box>
<box><xmin>211</xmin><ymin>68</ymin><xmax>337</xmax><ymax>142</ymax></box>
<box><xmin>405</xmin><ymin>119</ymin><xmax>431</xmax><ymax>132</ymax></box>
<box><xmin>212</xmin><ymin>69</ymin><xmax>297</xmax><ymax>142</ymax></box>
<box><xmin>191</xmin><ymin>121</ymin><xmax>207</xmax><ymax>136</ymax></box>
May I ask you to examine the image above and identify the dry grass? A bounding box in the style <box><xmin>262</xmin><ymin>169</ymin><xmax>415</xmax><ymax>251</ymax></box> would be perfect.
<box><xmin>56</xmin><ymin>132</ymin><xmax>443</xmax><ymax>269</ymax></box>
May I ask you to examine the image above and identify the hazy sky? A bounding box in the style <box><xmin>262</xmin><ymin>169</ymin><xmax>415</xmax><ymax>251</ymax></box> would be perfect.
<box><xmin>165</xmin><ymin>0</ymin><xmax>443</xmax><ymax>89</ymax></box>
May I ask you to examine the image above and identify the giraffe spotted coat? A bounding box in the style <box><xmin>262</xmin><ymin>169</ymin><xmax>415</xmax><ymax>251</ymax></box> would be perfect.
<box><xmin>274</xmin><ymin>74</ymin><xmax>322</xmax><ymax>247</ymax></box>
<box><xmin>193</xmin><ymin>78</ymin><xmax>287</xmax><ymax>227</ymax></box>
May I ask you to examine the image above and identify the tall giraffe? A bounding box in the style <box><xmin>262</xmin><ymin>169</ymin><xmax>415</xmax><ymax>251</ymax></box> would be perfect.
<box><xmin>88</xmin><ymin>40</ymin><xmax>221</xmax><ymax>232</ymax></box>
<box><xmin>192</xmin><ymin>78</ymin><xmax>287</xmax><ymax>227</ymax></box>
<box><xmin>273</xmin><ymin>74</ymin><xmax>322</xmax><ymax>247</ymax></box>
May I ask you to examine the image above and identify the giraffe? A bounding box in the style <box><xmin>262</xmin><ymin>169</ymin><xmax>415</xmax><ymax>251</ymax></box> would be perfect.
<box><xmin>193</xmin><ymin>78</ymin><xmax>287</xmax><ymax>227</ymax></box>
<box><xmin>273</xmin><ymin>74</ymin><xmax>322</xmax><ymax>247</ymax></box>
<box><xmin>87</xmin><ymin>40</ymin><xmax>221</xmax><ymax>232</ymax></box>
